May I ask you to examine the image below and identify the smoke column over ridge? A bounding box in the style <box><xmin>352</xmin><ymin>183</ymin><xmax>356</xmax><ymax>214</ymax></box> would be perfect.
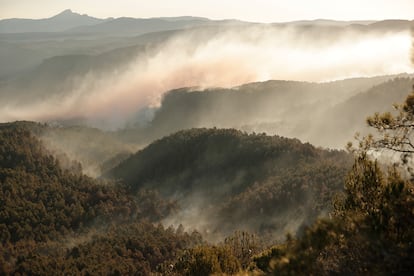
<box><xmin>0</xmin><ymin>25</ymin><xmax>413</xmax><ymax>128</ymax></box>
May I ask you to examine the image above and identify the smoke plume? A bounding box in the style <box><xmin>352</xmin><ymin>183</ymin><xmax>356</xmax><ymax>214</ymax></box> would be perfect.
<box><xmin>0</xmin><ymin>25</ymin><xmax>413</xmax><ymax>128</ymax></box>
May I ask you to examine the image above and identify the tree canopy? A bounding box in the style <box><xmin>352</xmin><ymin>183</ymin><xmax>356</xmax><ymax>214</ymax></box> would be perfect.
<box><xmin>256</xmin><ymin>84</ymin><xmax>414</xmax><ymax>275</ymax></box>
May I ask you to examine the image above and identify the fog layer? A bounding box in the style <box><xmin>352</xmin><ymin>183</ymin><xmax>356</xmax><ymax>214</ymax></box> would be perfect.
<box><xmin>0</xmin><ymin>25</ymin><xmax>412</xmax><ymax>128</ymax></box>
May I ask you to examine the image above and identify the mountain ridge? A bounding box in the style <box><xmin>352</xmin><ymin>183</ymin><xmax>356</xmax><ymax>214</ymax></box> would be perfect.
<box><xmin>0</xmin><ymin>9</ymin><xmax>105</xmax><ymax>33</ymax></box>
<box><xmin>3</xmin><ymin>9</ymin><xmax>413</xmax><ymax>34</ymax></box>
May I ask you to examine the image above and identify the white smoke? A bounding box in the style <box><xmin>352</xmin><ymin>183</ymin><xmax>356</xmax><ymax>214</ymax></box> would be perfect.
<box><xmin>1</xmin><ymin>25</ymin><xmax>412</xmax><ymax>128</ymax></box>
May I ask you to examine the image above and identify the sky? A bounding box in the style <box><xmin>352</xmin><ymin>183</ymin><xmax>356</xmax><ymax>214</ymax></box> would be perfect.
<box><xmin>0</xmin><ymin>0</ymin><xmax>413</xmax><ymax>22</ymax></box>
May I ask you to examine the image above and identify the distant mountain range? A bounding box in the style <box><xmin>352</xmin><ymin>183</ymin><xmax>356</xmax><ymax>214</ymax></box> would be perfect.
<box><xmin>0</xmin><ymin>9</ymin><xmax>232</xmax><ymax>34</ymax></box>
<box><xmin>0</xmin><ymin>9</ymin><xmax>412</xmax><ymax>79</ymax></box>
<box><xmin>0</xmin><ymin>9</ymin><xmax>105</xmax><ymax>33</ymax></box>
<box><xmin>1</xmin><ymin>9</ymin><xmax>412</xmax><ymax>34</ymax></box>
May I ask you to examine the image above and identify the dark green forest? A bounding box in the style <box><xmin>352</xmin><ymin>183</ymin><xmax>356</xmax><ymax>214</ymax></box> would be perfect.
<box><xmin>108</xmin><ymin>128</ymin><xmax>351</xmax><ymax>239</ymax></box>
<box><xmin>0</xmin><ymin>123</ymin><xmax>201</xmax><ymax>274</ymax></box>
<box><xmin>1</xmin><ymin>87</ymin><xmax>414</xmax><ymax>275</ymax></box>
<box><xmin>0</xmin><ymin>122</ymin><xmax>352</xmax><ymax>274</ymax></box>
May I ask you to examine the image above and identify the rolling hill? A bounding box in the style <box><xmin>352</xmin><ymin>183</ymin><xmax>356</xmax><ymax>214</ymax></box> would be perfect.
<box><xmin>107</xmin><ymin>128</ymin><xmax>351</xmax><ymax>239</ymax></box>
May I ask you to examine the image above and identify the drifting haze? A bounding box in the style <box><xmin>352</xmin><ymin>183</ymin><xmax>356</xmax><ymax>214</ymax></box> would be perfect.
<box><xmin>0</xmin><ymin>25</ymin><xmax>413</xmax><ymax>128</ymax></box>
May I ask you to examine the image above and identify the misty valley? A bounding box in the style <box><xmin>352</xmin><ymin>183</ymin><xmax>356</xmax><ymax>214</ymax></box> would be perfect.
<box><xmin>0</xmin><ymin>9</ymin><xmax>414</xmax><ymax>275</ymax></box>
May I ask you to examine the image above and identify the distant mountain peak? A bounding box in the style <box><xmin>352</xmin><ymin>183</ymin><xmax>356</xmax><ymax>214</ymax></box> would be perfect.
<box><xmin>61</xmin><ymin>9</ymin><xmax>73</xmax><ymax>14</ymax></box>
<box><xmin>0</xmin><ymin>9</ymin><xmax>103</xmax><ymax>33</ymax></box>
<box><xmin>52</xmin><ymin>9</ymin><xmax>81</xmax><ymax>19</ymax></box>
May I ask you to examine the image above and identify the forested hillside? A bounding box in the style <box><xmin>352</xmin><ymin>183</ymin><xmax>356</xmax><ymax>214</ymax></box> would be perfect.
<box><xmin>250</xmin><ymin>86</ymin><xmax>414</xmax><ymax>275</ymax></box>
<box><xmin>1</xmin><ymin>99</ymin><xmax>413</xmax><ymax>274</ymax></box>
<box><xmin>119</xmin><ymin>76</ymin><xmax>413</xmax><ymax>148</ymax></box>
<box><xmin>0</xmin><ymin>122</ymin><xmax>202</xmax><ymax>274</ymax></box>
<box><xmin>108</xmin><ymin>128</ymin><xmax>351</xmax><ymax>239</ymax></box>
<box><xmin>170</xmin><ymin>86</ymin><xmax>414</xmax><ymax>275</ymax></box>
<box><xmin>253</xmin><ymin>156</ymin><xmax>414</xmax><ymax>275</ymax></box>
<box><xmin>39</xmin><ymin>124</ymin><xmax>136</xmax><ymax>176</ymax></box>
<box><xmin>0</xmin><ymin>122</ymin><xmax>135</xmax><ymax>177</ymax></box>
<box><xmin>313</xmin><ymin>77</ymin><xmax>414</xmax><ymax>146</ymax></box>
<box><xmin>0</xmin><ymin>122</ymin><xmax>352</xmax><ymax>274</ymax></box>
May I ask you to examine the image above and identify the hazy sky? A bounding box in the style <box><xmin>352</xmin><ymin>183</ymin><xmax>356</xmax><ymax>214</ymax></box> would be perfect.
<box><xmin>0</xmin><ymin>0</ymin><xmax>413</xmax><ymax>22</ymax></box>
